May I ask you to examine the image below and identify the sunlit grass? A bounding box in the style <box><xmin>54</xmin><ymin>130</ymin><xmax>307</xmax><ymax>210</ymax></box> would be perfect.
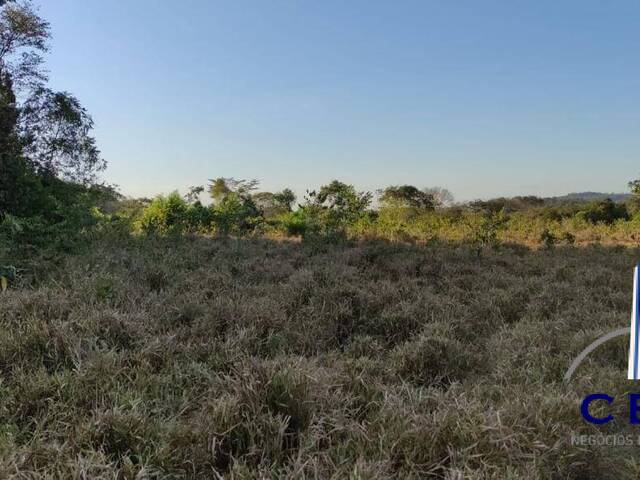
<box><xmin>0</xmin><ymin>235</ymin><xmax>638</xmax><ymax>478</ymax></box>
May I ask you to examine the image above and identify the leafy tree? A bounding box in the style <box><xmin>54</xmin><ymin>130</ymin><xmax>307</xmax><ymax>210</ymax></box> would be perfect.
<box><xmin>0</xmin><ymin>1</ymin><xmax>104</xmax><ymax>218</ymax></box>
<box><xmin>207</xmin><ymin>177</ymin><xmax>262</xmax><ymax>234</ymax></box>
<box><xmin>20</xmin><ymin>87</ymin><xmax>104</xmax><ymax>182</ymax></box>
<box><xmin>0</xmin><ymin>0</ymin><xmax>49</xmax><ymax>90</ymax></box>
<box><xmin>184</xmin><ymin>185</ymin><xmax>204</xmax><ymax>203</ymax></box>
<box><xmin>273</xmin><ymin>188</ymin><xmax>296</xmax><ymax>212</ymax></box>
<box><xmin>253</xmin><ymin>192</ymin><xmax>278</xmax><ymax>217</ymax></box>
<box><xmin>307</xmin><ymin>180</ymin><xmax>371</xmax><ymax>217</ymax></box>
<box><xmin>575</xmin><ymin>198</ymin><xmax>629</xmax><ymax>225</ymax></box>
<box><xmin>423</xmin><ymin>187</ymin><xmax>454</xmax><ymax>207</ymax></box>
<box><xmin>469</xmin><ymin>196</ymin><xmax>545</xmax><ymax>214</ymax></box>
<box><xmin>629</xmin><ymin>176</ymin><xmax>640</xmax><ymax>213</ymax></box>
<box><xmin>208</xmin><ymin>177</ymin><xmax>258</xmax><ymax>204</ymax></box>
<box><xmin>299</xmin><ymin>181</ymin><xmax>371</xmax><ymax>241</ymax></box>
<box><xmin>253</xmin><ymin>188</ymin><xmax>296</xmax><ymax>218</ymax></box>
<box><xmin>0</xmin><ymin>71</ymin><xmax>35</xmax><ymax>217</ymax></box>
<box><xmin>184</xmin><ymin>202</ymin><xmax>212</xmax><ymax>232</ymax></box>
<box><xmin>379</xmin><ymin>185</ymin><xmax>434</xmax><ymax>210</ymax></box>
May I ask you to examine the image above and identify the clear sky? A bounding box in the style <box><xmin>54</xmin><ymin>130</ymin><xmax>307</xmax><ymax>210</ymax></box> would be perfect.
<box><xmin>39</xmin><ymin>0</ymin><xmax>639</xmax><ymax>201</ymax></box>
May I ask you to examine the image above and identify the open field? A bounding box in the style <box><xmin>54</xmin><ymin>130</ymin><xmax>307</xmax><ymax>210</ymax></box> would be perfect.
<box><xmin>1</xmin><ymin>235</ymin><xmax>638</xmax><ymax>478</ymax></box>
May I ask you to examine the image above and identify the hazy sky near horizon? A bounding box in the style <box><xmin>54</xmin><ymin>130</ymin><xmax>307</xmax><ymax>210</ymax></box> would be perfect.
<box><xmin>40</xmin><ymin>0</ymin><xmax>639</xmax><ymax>201</ymax></box>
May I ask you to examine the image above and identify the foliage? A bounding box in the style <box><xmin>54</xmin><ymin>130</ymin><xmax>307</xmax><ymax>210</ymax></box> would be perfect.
<box><xmin>300</xmin><ymin>181</ymin><xmax>372</xmax><ymax>241</ymax></box>
<box><xmin>277</xmin><ymin>209</ymin><xmax>309</xmax><ymax>237</ymax></box>
<box><xmin>470</xmin><ymin>196</ymin><xmax>545</xmax><ymax>213</ymax></box>
<box><xmin>205</xmin><ymin>178</ymin><xmax>261</xmax><ymax>235</ymax></box>
<box><xmin>273</xmin><ymin>188</ymin><xmax>296</xmax><ymax>211</ymax></box>
<box><xmin>0</xmin><ymin>0</ymin><xmax>49</xmax><ymax>90</ymax></box>
<box><xmin>423</xmin><ymin>186</ymin><xmax>455</xmax><ymax>207</ymax></box>
<box><xmin>137</xmin><ymin>192</ymin><xmax>190</xmax><ymax>235</ymax></box>
<box><xmin>575</xmin><ymin>198</ymin><xmax>629</xmax><ymax>225</ymax></box>
<box><xmin>208</xmin><ymin>177</ymin><xmax>258</xmax><ymax>204</ymax></box>
<box><xmin>253</xmin><ymin>188</ymin><xmax>296</xmax><ymax>218</ymax></box>
<box><xmin>379</xmin><ymin>185</ymin><xmax>435</xmax><ymax>210</ymax></box>
<box><xmin>0</xmin><ymin>72</ymin><xmax>41</xmax><ymax>218</ymax></box>
<box><xmin>307</xmin><ymin>180</ymin><xmax>372</xmax><ymax>218</ymax></box>
<box><xmin>469</xmin><ymin>210</ymin><xmax>508</xmax><ymax>254</ymax></box>
<box><xmin>212</xmin><ymin>191</ymin><xmax>261</xmax><ymax>235</ymax></box>
<box><xmin>20</xmin><ymin>87</ymin><xmax>105</xmax><ymax>182</ymax></box>
<box><xmin>0</xmin><ymin>0</ymin><xmax>104</xmax><ymax>222</ymax></box>
<box><xmin>539</xmin><ymin>228</ymin><xmax>556</xmax><ymax>249</ymax></box>
<box><xmin>184</xmin><ymin>185</ymin><xmax>204</xmax><ymax>203</ymax></box>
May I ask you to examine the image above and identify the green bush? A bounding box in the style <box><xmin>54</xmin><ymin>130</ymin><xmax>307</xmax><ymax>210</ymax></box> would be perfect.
<box><xmin>278</xmin><ymin>210</ymin><xmax>310</xmax><ymax>237</ymax></box>
<box><xmin>137</xmin><ymin>191</ymin><xmax>189</xmax><ymax>235</ymax></box>
<box><xmin>301</xmin><ymin>181</ymin><xmax>372</xmax><ymax>241</ymax></box>
<box><xmin>468</xmin><ymin>210</ymin><xmax>507</xmax><ymax>253</ymax></box>
<box><xmin>185</xmin><ymin>201</ymin><xmax>214</xmax><ymax>232</ymax></box>
<box><xmin>575</xmin><ymin>199</ymin><xmax>629</xmax><ymax>225</ymax></box>
<box><xmin>539</xmin><ymin>228</ymin><xmax>556</xmax><ymax>249</ymax></box>
<box><xmin>211</xmin><ymin>193</ymin><xmax>262</xmax><ymax>235</ymax></box>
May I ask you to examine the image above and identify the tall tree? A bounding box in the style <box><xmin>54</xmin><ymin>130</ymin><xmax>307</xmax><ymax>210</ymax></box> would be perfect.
<box><xmin>0</xmin><ymin>71</ymin><xmax>29</xmax><ymax>216</ymax></box>
<box><xmin>309</xmin><ymin>180</ymin><xmax>372</xmax><ymax>214</ymax></box>
<box><xmin>253</xmin><ymin>188</ymin><xmax>296</xmax><ymax>217</ymax></box>
<box><xmin>628</xmin><ymin>176</ymin><xmax>640</xmax><ymax>212</ymax></box>
<box><xmin>208</xmin><ymin>177</ymin><xmax>259</xmax><ymax>205</ymax></box>
<box><xmin>0</xmin><ymin>0</ymin><xmax>49</xmax><ymax>90</ymax></box>
<box><xmin>21</xmin><ymin>87</ymin><xmax>104</xmax><ymax>182</ymax></box>
<box><xmin>0</xmin><ymin>0</ymin><xmax>105</xmax><ymax>217</ymax></box>
<box><xmin>423</xmin><ymin>186</ymin><xmax>454</xmax><ymax>207</ymax></box>
<box><xmin>273</xmin><ymin>188</ymin><xmax>296</xmax><ymax>212</ymax></box>
<box><xmin>379</xmin><ymin>185</ymin><xmax>435</xmax><ymax>210</ymax></box>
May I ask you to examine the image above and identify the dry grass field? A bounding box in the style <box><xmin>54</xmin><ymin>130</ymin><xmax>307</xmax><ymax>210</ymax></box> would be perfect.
<box><xmin>1</xmin><ymin>235</ymin><xmax>638</xmax><ymax>478</ymax></box>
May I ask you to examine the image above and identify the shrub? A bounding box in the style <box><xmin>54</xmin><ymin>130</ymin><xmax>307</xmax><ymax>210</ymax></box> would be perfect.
<box><xmin>184</xmin><ymin>201</ymin><xmax>213</xmax><ymax>232</ymax></box>
<box><xmin>137</xmin><ymin>191</ymin><xmax>189</xmax><ymax>234</ymax></box>
<box><xmin>208</xmin><ymin>178</ymin><xmax>263</xmax><ymax>235</ymax></box>
<box><xmin>211</xmin><ymin>192</ymin><xmax>262</xmax><ymax>235</ymax></box>
<box><xmin>468</xmin><ymin>210</ymin><xmax>507</xmax><ymax>254</ymax></box>
<box><xmin>575</xmin><ymin>199</ymin><xmax>629</xmax><ymax>225</ymax></box>
<box><xmin>302</xmin><ymin>181</ymin><xmax>372</xmax><ymax>240</ymax></box>
<box><xmin>561</xmin><ymin>231</ymin><xmax>576</xmax><ymax>245</ymax></box>
<box><xmin>539</xmin><ymin>228</ymin><xmax>556</xmax><ymax>249</ymax></box>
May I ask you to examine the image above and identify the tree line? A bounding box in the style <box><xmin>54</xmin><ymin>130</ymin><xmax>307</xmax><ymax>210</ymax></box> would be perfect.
<box><xmin>129</xmin><ymin>175</ymin><xmax>639</xmax><ymax>247</ymax></box>
<box><xmin>132</xmin><ymin>178</ymin><xmax>458</xmax><ymax>238</ymax></box>
<box><xmin>2</xmin><ymin>1</ymin><xmax>640</xmax><ymax>251</ymax></box>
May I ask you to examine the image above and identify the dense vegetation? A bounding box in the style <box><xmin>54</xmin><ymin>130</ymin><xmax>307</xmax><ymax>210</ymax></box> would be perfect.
<box><xmin>0</xmin><ymin>0</ymin><xmax>107</xmax><ymax>247</ymax></box>
<box><xmin>2</xmin><ymin>1</ymin><xmax>639</xmax><ymax>259</ymax></box>
<box><xmin>100</xmin><ymin>178</ymin><xmax>640</xmax><ymax>249</ymax></box>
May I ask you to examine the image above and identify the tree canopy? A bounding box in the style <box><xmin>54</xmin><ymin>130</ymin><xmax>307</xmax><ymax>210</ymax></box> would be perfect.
<box><xmin>379</xmin><ymin>185</ymin><xmax>435</xmax><ymax>210</ymax></box>
<box><xmin>0</xmin><ymin>1</ymin><xmax>104</xmax><ymax>218</ymax></box>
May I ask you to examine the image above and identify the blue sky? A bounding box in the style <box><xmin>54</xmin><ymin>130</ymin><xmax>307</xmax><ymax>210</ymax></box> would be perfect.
<box><xmin>39</xmin><ymin>0</ymin><xmax>639</xmax><ymax>201</ymax></box>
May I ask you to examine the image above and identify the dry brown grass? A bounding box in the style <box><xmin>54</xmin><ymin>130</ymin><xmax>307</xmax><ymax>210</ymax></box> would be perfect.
<box><xmin>0</xmin><ymin>235</ymin><xmax>638</xmax><ymax>478</ymax></box>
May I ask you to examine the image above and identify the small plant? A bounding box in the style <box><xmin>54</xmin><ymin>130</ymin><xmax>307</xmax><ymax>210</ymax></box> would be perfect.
<box><xmin>0</xmin><ymin>265</ymin><xmax>17</xmax><ymax>292</ymax></box>
<box><xmin>539</xmin><ymin>228</ymin><xmax>556</xmax><ymax>249</ymax></box>
<box><xmin>562</xmin><ymin>231</ymin><xmax>576</xmax><ymax>245</ymax></box>
<box><xmin>469</xmin><ymin>210</ymin><xmax>507</xmax><ymax>256</ymax></box>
